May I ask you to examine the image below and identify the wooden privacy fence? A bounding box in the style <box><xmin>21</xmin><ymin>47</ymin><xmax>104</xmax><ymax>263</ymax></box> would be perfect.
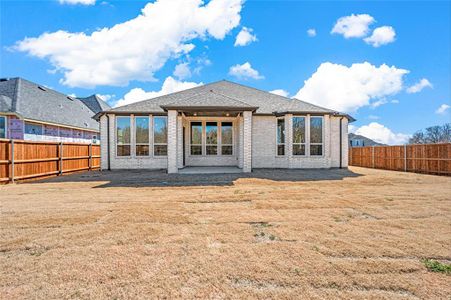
<box><xmin>0</xmin><ymin>139</ymin><xmax>100</xmax><ymax>183</ymax></box>
<box><xmin>349</xmin><ymin>143</ymin><xmax>451</xmax><ymax>176</ymax></box>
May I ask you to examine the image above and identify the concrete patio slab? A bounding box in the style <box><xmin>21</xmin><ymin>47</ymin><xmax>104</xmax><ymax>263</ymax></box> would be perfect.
<box><xmin>178</xmin><ymin>166</ymin><xmax>243</xmax><ymax>174</ymax></box>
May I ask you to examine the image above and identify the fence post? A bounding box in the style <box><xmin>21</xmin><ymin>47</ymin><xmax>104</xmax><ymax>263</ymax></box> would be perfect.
<box><xmin>88</xmin><ymin>143</ymin><xmax>92</xmax><ymax>171</ymax></box>
<box><xmin>404</xmin><ymin>144</ymin><xmax>407</xmax><ymax>172</ymax></box>
<box><xmin>10</xmin><ymin>139</ymin><xmax>15</xmax><ymax>183</ymax></box>
<box><xmin>372</xmin><ymin>146</ymin><xmax>375</xmax><ymax>168</ymax></box>
<box><xmin>59</xmin><ymin>142</ymin><xmax>63</xmax><ymax>175</ymax></box>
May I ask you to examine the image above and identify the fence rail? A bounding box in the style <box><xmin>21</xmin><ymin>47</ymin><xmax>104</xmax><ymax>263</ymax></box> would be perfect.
<box><xmin>0</xmin><ymin>139</ymin><xmax>100</xmax><ymax>183</ymax></box>
<box><xmin>349</xmin><ymin>143</ymin><xmax>451</xmax><ymax>176</ymax></box>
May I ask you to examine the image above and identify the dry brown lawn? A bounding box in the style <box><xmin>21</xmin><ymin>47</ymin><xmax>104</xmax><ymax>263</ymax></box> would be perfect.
<box><xmin>1</xmin><ymin>167</ymin><xmax>450</xmax><ymax>299</ymax></box>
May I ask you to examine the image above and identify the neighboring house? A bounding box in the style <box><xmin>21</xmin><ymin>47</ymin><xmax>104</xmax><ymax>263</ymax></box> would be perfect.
<box><xmin>0</xmin><ymin>77</ymin><xmax>110</xmax><ymax>144</ymax></box>
<box><xmin>96</xmin><ymin>80</ymin><xmax>354</xmax><ymax>173</ymax></box>
<box><xmin>349</xmin><ymin>133</ymin><xmax>384</xmax><ymax>147</ymax></box>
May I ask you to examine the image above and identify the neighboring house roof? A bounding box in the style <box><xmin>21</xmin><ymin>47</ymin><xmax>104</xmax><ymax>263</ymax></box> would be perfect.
<box><xmin>78</xmin><ymin>94</ymin><xmax>111</xmax><ymax>114</ymax></box>
<box><xmin>0</xmin><ymin>78</ymin><xmax>111</xmax><ymax>131</ymax></box>
<box><xmin>349</xmin><ymin>133</ymin><xmax>384</xmax><ymax>146</ymax></box>
<box><xmin>104</xmin><ymin>80</ymin><xmax>354</xmax><ymax>121</ymax></box>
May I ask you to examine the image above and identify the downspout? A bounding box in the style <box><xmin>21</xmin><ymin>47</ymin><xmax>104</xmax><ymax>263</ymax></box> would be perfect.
<box><xmin>339</xmin><ymin>117</ymin><xmax>343</xmax><ymax>169</ymax></box>
<box><xmin>107</xmin><ymin>114</ymin><xmax>111</xmax><ymax>170</ymax></box>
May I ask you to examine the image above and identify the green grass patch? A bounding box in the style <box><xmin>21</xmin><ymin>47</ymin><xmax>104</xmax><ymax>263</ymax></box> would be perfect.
<box><xmin>423</xmin><ymin>259</ymin><xmax>451</xmax><ymax>274</ymax></box>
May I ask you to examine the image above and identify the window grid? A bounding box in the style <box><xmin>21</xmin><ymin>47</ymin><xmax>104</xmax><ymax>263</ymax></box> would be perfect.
<box><xmin>153</xmin><ymin>116</ymin><xmax>168</xmax><ymax>156</ymax></box>
<box><xmin>221</xmin><ymin>122</ymin><xmax>233</xmax><ymax>156</ymax></box>
<box><xmin>310</xmin><ymin>116</ymin><xmax>324</xmax><ymax>156</ymax></box>
<box><xmin>135</xmin><ymin>116</ymin><xmax>150</xmax><ymax>156</ymax></box>
<box><xmin>276</xmin><ymin>118</ymin><xmax>285</xmax><ymax>156</ymax></box>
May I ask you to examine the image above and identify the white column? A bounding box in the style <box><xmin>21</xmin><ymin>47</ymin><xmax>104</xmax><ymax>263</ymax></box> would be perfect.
<box><xmin>285</xmin><ymin>114</ymin><xmax>293</xmax><ymax>168</ymax></box>
<box><xmin>108</xmin><ymin>114</ymin><xmax>115</xmax><ymax>167</ymax></box>
<box><xmin>176</xmin><ymin>115</ymin><xmax>183</xmax><ymax>169</ymax></box>
<box><xmin>306</xmin><ymin>114</ymin><xmax>311</xmax><ymax>156</ymax></box>
<box><xmin>130</xmin><ymin>114</ymin><xmax>135</xmax><ymax>158</ymax></box>
<box><xmin>167</xmin><ymin>110</ymin><xmax>178</xmax><ymax>173</ymax></box>
<box><xmin>243</xmin><ymin>111</ymin><xmax>252</xmax><ymax>172</ymax></box>
<box><xmin>100</xmin><ymin>115</ymin><xmax>108</xmax><ymax>170</ymax></box>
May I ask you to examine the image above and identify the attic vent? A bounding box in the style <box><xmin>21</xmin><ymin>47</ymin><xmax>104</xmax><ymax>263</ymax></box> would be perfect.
<box><xmin>38</xmin><ymin>86</ymin><xmax>47</xmax><ymax>91</ymax></box>
<box><xmin>67</xmin><ymin>96</ymin><xmax>75</xmax><ymax>101</ymax></box>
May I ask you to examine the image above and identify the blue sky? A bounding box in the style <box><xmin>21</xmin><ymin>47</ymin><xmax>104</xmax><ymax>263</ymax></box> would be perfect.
<box><xmin>1</xmin><ymin>0</ymin><xmax>450</xmax><ymax>144</ymax></box>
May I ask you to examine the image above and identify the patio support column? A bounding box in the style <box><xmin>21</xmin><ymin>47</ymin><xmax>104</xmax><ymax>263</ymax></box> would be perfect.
<box><xmin>176</xmin><ymin>115</ymin><xmax>183</xmax><ymax>169</ymax></box>
<box><xmin>167</xmin><ymin>110</ymin><xmax>178</xmax><ymax>174</ymax></box>
<box><xmin>242</xmin><ymin>111</ymin><xmax>252</xmax><ymax>173</ymax></box>
<box><xmin>285</xmin><ymin>114</ymin><xmax>293</xmax><ymax>168</ymax></box>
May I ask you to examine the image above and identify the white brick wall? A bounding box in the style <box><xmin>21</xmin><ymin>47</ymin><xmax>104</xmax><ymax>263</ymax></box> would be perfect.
<box><xmin>167</xmin><ymin>110</ymin><xmax>178</xmax><ymax>173</ymax></box>
<box><xmin>100</xmin><ymin>115</ymin><xmax>108</xmax><ymax>170</ymax></box>
<box><xmin>242</xmin><ymin>111</ymin><xmax>252</xmax><ymax>172</ymax></box>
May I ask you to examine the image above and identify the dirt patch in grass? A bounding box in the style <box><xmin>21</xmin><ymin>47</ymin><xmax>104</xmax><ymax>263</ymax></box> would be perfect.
<box><xmin>1</xmin><ymin>167</ymin><xmax>450</xmax><ymax>299</ymax></box>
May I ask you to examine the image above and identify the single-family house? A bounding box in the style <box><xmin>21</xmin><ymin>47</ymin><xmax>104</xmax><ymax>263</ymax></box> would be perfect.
<box><xmin>96</xmin><ymin>80</ymin><xmax>354</xmax><ymax>173</ymax></box>
<box><xmin>0</xmin><ymin>77</ymin><xmax>110</xmax><ymax>143</ymax></box>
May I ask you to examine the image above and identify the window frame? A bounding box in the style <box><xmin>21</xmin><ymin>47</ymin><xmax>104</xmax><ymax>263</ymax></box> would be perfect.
<box><xmin>276</xmin><ymin>117</ymin><xmax>285</xmax><ymax>156</ymax></box>
<box><xmin>24</xmin><ymin>122</ymin><xmax>43</xmax><ymax>135</ymax></box>
<box><xmin>190</xmin><ymin>121</ymin><xmax>203</xmax><ymax>156</ymax></box>
<box><xmin>116</xmin><ymin>116</ymin><xmax>131</xmax><ymax>157</ymax></box>
<box><xmin>205</xmin><ymin>121</ymin><xmax>218</xmax><ymax>156</ymax></box>
<box><xmin>220</xmin><ymin>121</ymin><xmax>233</xmax><ymax>156</ymax></box>
<box><xmin>0</xmin><ymin>116</ymin><xmax>6</xmax><ymax>139</ymax></box>
<box><xmin>309</xmin><ymin>116</ymin><xmax>324</xmax><ymax>156</ymax></box>
<box><xmin>134</xmin><ymin>116</ymin><xmax>150</xmax><ymax>157</ymax></box>
<box><xmin>292</xmin><ymin>116</ymin><xmax>306</xmax><ymax>156</ymax></box>
<box><xmin>153</xmin><ymin>116</ymin><xmax>168</xmax><ymax>157</ymax></box>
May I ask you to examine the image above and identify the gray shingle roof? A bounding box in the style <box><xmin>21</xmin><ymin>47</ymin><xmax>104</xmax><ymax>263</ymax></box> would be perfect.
<box><xmin>78</xmin><ymin>94</ymin><xmax>111</xmax><ymax>114</ymax></box>
<box><xmin>107</xmin><ymin>80</ymin><xmax>352</xmax><ymax>120</ymax></box>
<box><xmin>0</xmin><ymin>78</ymin><xmax>110</xmax><ymax>131</ymax></box>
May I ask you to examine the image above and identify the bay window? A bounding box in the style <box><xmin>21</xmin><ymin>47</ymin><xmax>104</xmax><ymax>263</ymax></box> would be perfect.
<box><xmin>276</xmin><ymin>118</ymin><xmax>285</xmax><ymax>156</ymax></box>
<box><xmin>135</xmin><ymin>116</ymin><xmax>149</xmax><ymax>156</ymax></box>
<box><xmin>153</xmin><ymin>116</ymin><xmax>168</xmax><ymax>156</ymax></box>
<box><xmin>221</xmin><ymin>122</ymin><xmax>233</xmax><ymax>155</ymax></box>
<box><xmin>206</xmin><ymin>122</ymin><xmax>218</xmax><ymax>155</ymax></box>
<box><xmin>116</xmin><ymin>116</ymin><xmax>131</xmax><ymax>156</ymax></box>
<box><xmin>292</xmin><ymin>116</ymin><xmax>306</xmax><ymax>155</ymax></box>
<box><xmin>190</xmin><ymin>122</ymin><xmax>202</xmax><ymax>155</ymax></box>
<box><xmin>310</xmin><ymin>116</ymin><xmax>323</xmax><ymax>156</ymax></box>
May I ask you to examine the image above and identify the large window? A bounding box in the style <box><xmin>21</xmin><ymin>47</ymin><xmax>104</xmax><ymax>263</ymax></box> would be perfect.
<box><xmin>116</xmin><ymin>117</ymin><xmax>131</xmax><ymax>156</ymax></box>
<box><xmin>221</xmin><ymin>122</ymin><xmax>233</xmax><ymax>155</ymax></box>
<box><xmin>0</xmin><ymin>116</ymin><xmax>5</xmax><ymax>138</ymax></box>
<box><xmin>25</xmin><ymin>122</ymin><xmax>43</xmax><ymax>135</ymax></box>
<box><xmin>190</xmin><ymin>122</ymin><xmax>202</xmax><ymax>155</ymax></box>
<box><xmin>292</xmin><ymin>116</ymin><xmax>306</xmax><ymax>156</ymax></box>
<box><xmin>310</xmin><ymin>116</ymin><xmax>323</xmax><ymax>156</ymax></box>
<box><xmin>154</xmin><ymin>116</ymin><xmax>167</xmax><ymax>156</ymax></box>
<box><xmin>276</xmin><ymin>118</ymin><xmax>285</xmax><ymax>156</ymax></box>
<box><xmin>135</xmin><ymin>116</ymin><xmax>149</xmax><ymax>156</ymax></box>
<box><xmin>206</xmin><ymin>122</ymin><xmax>218</xmax><ymax>155</ymax></box>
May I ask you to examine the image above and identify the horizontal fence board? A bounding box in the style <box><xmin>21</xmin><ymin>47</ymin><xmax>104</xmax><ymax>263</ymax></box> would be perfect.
<box><xmin>349</xmin><ymin>143</ymin><xmax>451</xmax><ymax>176</ymax></box>
<box><xmin>0</xmin><ymin>138</ymin><xmax>100</xmax><ymax>183</ymax></box>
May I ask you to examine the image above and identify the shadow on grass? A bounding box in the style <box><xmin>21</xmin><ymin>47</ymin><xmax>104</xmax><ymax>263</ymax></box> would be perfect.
<box><xmin>36</xmin><ymin>168</ymin><xmax>363</xmax><ymax>188</ymax></box>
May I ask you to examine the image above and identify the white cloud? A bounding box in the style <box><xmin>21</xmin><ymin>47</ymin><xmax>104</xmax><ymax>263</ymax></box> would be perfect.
<box><xmin>228</xmin><ymin>62</ymin><xmax>264</xmax><ymax>80</ymax></box>
<box><xmin>59</xmin><ymin>0</ymin><xmax>95</xmax><ymax>5</ymax></box>
<box><xmin>370</xmin><ymin>98</ymin><xmax>388</xmax><ymax>108</ymax></box>
<box><xmin>354</xmin><ymin>122</ymin><xmax>410</xmax><ymax>145</ymax></box>
<box><xmin>406</xmin><ymin>78</ymin><xmax>433</xmax><ymax>94</ymax></box>
<box><xmin>114</xmin><ymin>76</ymin><xmax>202</xmax><ymax>107</ymax></box>
<box><xmin>307</xmin><ymin>28</ymin><xmax>316</xmax><ymax>37</ymax></box>
<box><xmin>173</xmin><ymin>62</ymin><xmax>191</xmax><ymax>80</ymax></box>
<box><xmin>435</xmin><ymin>104</ymin><xmax>450</xmax><ymax>115</ymax></box>
<box><xmin>294</xmin><ymin>62</ymin><xmax>408</xmax><ymax>113</ymax></box>
<box><xmin>234</xmin><ymin>27</ymin><xmax>257</xmax><ymax>47</ymax></box>
<box><xmin>368</xmin><ymin>115</ymin><xmax>379</xmax><ymax>120</ymax></box>
<box><xmin>269</xmin><ymin>89</ymin><xmax>289</xmax><ymax>97</ymax></box>
<box><xmin>331</xmin><ymin>14</ymin><xmax>375</xmax><ymax>38</ymax></box>
<box><xmin>16</xmin><ymin>0</ymin><xmax>243</xmax><ymax>88</ymax></box>
<box><xmin>364</xmin><ymin>26</ymin><xmax>396</xmax><ymax>47</ymax></box>
<box><xmin>97</xmin><ymin>94</ymin><xmax>114</xmax><ymax>102</ymax></box>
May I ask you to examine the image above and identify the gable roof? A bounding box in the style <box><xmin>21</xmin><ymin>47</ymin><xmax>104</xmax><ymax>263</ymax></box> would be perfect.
<box><xmin>78</xmin><ymin>94</ymin><xmax>111</xmax><ymax>114</ymax></box>
<box><xmin>0</xmin><ymin>78</ymin><xmax>110</xmax><ymax>131</ymax></box>
<box><xmin>105</xmin><ymin>80</ymin><xmax>354</xmax><ymax>121</ymax></box>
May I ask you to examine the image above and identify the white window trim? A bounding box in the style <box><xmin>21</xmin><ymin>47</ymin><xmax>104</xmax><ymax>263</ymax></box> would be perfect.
<box><xmin>134</xmin><ymin>116</ymin><xmax>150</xmax><ymax>157</ymax></box>
<box><xmin>153</xmin><ymin>116</ymin><xmax>168</xmax><ymax>157</ymax></box>
<box><xmin>116</xmin><ymin>116</ymin><xmax>131</xmax><ymax>157</ymax></box>
<box><xmin>309</xmin><ymin>115</ymin><xmax>324</xmax><ymax>157</ymax></box>
<box><xmin>220</xmin><ymin>121</ymin><xmax>234</xmax><ymax>156</ymax></box>
<box><xmin>0</xmin><ymin>115</ymin><xmax>6</xmax><ymax>139</ymax></box>
<box><xmin>292</xmin><ymin>116</ymin><xmax>306</xmax><ymax>156</ymax></box>
<box><xmin>189</xmin><ymin>121</ymin><xmax>203</xmax><ymax>156</ymax></box>
<box><xmin>276</xmin><ymin>117</ymin><xmax>285</xmax><ymax>156</ymax></box>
